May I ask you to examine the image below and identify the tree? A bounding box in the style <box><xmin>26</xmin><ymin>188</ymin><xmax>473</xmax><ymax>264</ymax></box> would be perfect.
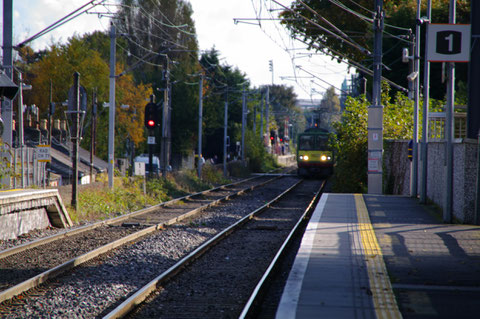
<box><xmin>115</xmin><ymin>0</ymin><xmax>200</xmax><ymax>156</ymax></box>
<box><xmin>21</xmin><ymin>35</ymin><xmax>152</xmax><ymax>160</ymax></box>
<box><xmin>261</xmin><ymin>84</ymin><xmax>302</xmax><ymax>141</ymax></box>
<box><xmin>199</xmin><ymin>49</ymin><xmax>249</xmax><ymax>160</ymax></box>
<box><xmin>317</xmin><ymin>86</ymin><xmax>341</xmax><ymax>131</ymax></box>
<box><xmin>331</xmin><ymin>84</ymin><xmax>414</xmax><ymax>193</ymax></box>
<box><xmin>280</xmin><ymin>0</ymin><xmax>471</xmax><ymax>99</ymax></box>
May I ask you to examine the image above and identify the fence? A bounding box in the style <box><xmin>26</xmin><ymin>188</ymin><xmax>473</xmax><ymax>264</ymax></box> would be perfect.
<box><xmin>0</xmin><ymin>146</ymin><xmax>49</xmax><ymax>189</ymax></box>
<box><xmin>428</xmin><ymin>111</ymin><xmax>467</xmax><ymax>141</ymax></box>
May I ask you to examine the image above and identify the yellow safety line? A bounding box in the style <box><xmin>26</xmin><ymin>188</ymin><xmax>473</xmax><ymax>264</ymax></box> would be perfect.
<box><xmin>0</xmin><ymin>189</ymin><xmax>24</xmax><ymax>193</ymax></box>
<box><xmin>355</xmin><ymin>194</ymin><xmax>402</xmax><ymax>319</ymax></box>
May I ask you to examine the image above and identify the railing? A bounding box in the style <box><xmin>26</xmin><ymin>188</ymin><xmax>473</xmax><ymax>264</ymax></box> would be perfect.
<box><xmin>428</xmin><ymin>111</ymin><xmax>467</xmax><ymax>141</ymax></box>
<box><xmin>0</xmin><ymin>145</ymin><xmax>49</xmax><ymax>189</ymax></box>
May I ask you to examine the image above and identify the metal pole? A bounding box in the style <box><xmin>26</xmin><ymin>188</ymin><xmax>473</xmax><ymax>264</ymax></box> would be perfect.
<box><xmin>223</xmin><ymin>92</ymin><xmax>228</xmax><ymax>177</ymax></box>
<box><xmin>48</xmin><ymin>80</ymin><xmax>53</xmax><ymax>146</ymax></box>
<box><xmin>161</xmin><ymin>58</ymin><xmax>170</xmax><ymax>176</ymax></box>
<box><xmin>444</xmin><ymin>0</ymin><xmax>455</xmax><ymax>223</ymax></box>
<box><xmin>71</xmin><ymin>72</ymin><xmax>80</xmax><ymax>211</ymax></box>
<box><xmin>420</xmin><ymin>0</ymin><xmax>432</xmax><ymax>204</ymax></box>
<box><xmin>475</xmin><ymin>130</ymin><xmax>480</xmax><ymax>224</ymax></box>
<box><xmin>13</xmin><ymin>148</ymin><xmax>16</xmax><ymax>188</ymax></box>
<box><xmin>18</xmin><ymin>72</ymin><xmax>25</xmax><ymax>188</ymax></box>
<box><xmin>266</xmin><ymin>86</ymin><xmax>270</xmax><ymax>148</ymax></box>
<box><xmin>241</xmin><ymin>85</ymin><xmax>246</xmax><ymax>163</ymax></box>
<box><xmin>412</xmin><ymin>0</ymin><xmax>421</xmax><ymax>197</ymax></box>
<box><xmin>468</xmin><ymin>1</ymin><xmax>480</xmax><ymax>139</ymax></box>
<box><xmin>2</xmin><ymin>0</ymin><xmax>13</xmax><ymax>147</ymax></box>
<box><xmin>253</xmin><ymin>105</ymin><xmax>256</xmax><ymax>135</ymax></box>
<box><xmin>198</xmin><ymin>75</ymin><xmax>203</xmax><ymax>178</ymax></box>
<box><xmin>260</xmin><ymin>92</ymin><xmax>264</xmax><ymax>142</ymax></box>
<box><xmin>108</xmin><ymin>23</ymin><xmax>116</xmax><ymax>189</ymax></box>
<box><xmin>26</xmin><ymin>148</ymin><xmax>29</xmax><ymax>187</ymax></box>
<box><xmin>90</xmin><ymin>90</ymin><xmax>97</xmax><ymax>179</ymax></box>
<box><xmin>2</xmin><ymin>0</ymin><xmax>13</xmax><ymax>188</ymax></box>
<box><xmin>368</xmin><ymin>0</ymin><xmax>384</xmax><ymax>194</ymax></box>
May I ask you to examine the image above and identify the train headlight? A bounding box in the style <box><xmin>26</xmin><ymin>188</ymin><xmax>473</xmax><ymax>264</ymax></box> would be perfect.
<box><xmin>320</xmin><ymin>155</ymin><xmax>327</xmax><ymax>161</ymax></box>
<box><xmin>300</xmin><ymin>155</ymin><xmax>309</xmax><ymax>161</ymax></box>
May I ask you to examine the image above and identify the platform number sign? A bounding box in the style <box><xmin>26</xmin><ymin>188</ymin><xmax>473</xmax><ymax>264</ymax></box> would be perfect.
<box><xmin>427</xmin><ymin>24</ymin><xmax>470</xmax><ymax>62</ymax></box>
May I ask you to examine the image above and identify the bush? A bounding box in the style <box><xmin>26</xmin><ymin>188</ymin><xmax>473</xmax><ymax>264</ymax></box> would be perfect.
<box><xmin>331</xmin><ymin>85</ymin><xmax>415</xmax><ymax>193</ymax></box>
<box><xmin>245</xmin><ymin>130</ymin><xmax>277</xmax><ymax>172</ymax></box>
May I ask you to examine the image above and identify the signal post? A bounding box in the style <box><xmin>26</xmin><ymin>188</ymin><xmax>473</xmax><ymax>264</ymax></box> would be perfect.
<box><xmin>145</xmin><ymin>95</ymin><xmax>157</xmax><ymax>178</ymax></box>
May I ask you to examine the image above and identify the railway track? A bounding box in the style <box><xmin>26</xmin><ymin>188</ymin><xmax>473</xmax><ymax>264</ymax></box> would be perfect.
<box><xmin>0</xmin><ymin>174</ymin><xmax>306</xmax><ymax>318</ymax></box>
<box><xmin>104</xmin><ymin>178</ymin><xmax>325</xmax><ymax>318</ymax></box>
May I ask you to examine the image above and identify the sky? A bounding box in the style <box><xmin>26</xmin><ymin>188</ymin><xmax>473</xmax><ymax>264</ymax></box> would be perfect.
<box><xmin>7</xmin><ymin>0</ymin><xmax>351</xmax><ymax>101</ymax></box>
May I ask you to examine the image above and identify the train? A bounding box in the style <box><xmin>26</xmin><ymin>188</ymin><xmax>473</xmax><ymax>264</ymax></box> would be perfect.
<box><xmin>296</xmin><ymin>127</ymin><xmax>334</xmax><ymax>177</ymax></box>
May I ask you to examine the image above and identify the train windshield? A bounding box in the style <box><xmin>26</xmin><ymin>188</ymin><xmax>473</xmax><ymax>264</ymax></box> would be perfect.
<box><xmin>299</xmin><ymin>135</ymin><xmax>328</xmax><ymax>150</ymax></box>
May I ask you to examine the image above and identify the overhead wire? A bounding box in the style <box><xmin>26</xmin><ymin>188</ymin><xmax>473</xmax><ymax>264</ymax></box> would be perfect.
<box><xmin>271</xmin><ymin>0</ymin><xmax>371</xmax><ymax>56</ymax></box>
<box><xmin>16</xmin><ymin>0</ymin><xmax>108</xmax><ymax>48</ymax></box>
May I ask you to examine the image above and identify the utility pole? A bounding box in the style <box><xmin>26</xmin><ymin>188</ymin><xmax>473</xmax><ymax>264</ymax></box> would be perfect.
<box><xmin>468</xmin><ymin>1</ymin><xmax>480</xmax><ymax>139</ymax></box>
<box><xmin>473</xmin><ymin>1</ymin><xmax>480</xmax><ymax>225</ymax></box>
<box><xmin>71</xmin><ymin>72</ymin><xmax>80</xmax><ymax>211</ymax></box>
<box><xmin>253</xmin><ymin>105</ymin><xmax>256</xmax><ymax>135</ymax></box>
<box><xmin>223</xmin><ymin>91</ymin><xmax>228</xmax><ymax>177</ymax></box>
<box><xmin>198</xmin><ymin>74</ymin><xmax>203</xmax><ymax>178</ymax></box>
<box><xmin>108</xmin><ymin>23</ymin><xmax>116</xmax><ymax>189</ymax></box>
<box><xmin>368</xmin><ymin>0</ymin><xmax>384</xmax><ymax>194</ymax></box>
<box><xmin>18</xmin><ymin>72</ymin><xmax>25</xmax><ymax>188</ymax></box>
<box><xmin>420</xmin><ymin>0</ymin><xmax>432</xmax><ymax>204</ymax></box>
<box><xmin>161</xmin><ymin>57</ymin><xmax>170</xmax><ymax>176</ymax></box>
<box><xmin>90</xmin><ymin>90</ymin><xmax>97</xmax><ymax>179</ymax></box>
<box><xmin>241</xmin><ymin>85</ymin><xmax>246</xmax><ymax>163</ymax></box>
<box><xmin>260</xmin><ymin>91</ymin><xmax>264</xmax><ymax>142</ymax></box>
<box><xmin>269</xmin><ymin>60</ymin><xmax>274</xmax><ymax>85</ymax></box>
<box><xmin>2</xmin><ymin>0</ymin><xmax>13</xmax><ymax>188</ymax></box>
<box><xmin>444</xmin><ymin>0</ymin><xmax>456</xmax><ymax>223</ymax></box>
<box><xmin>266</xmin><ymin>86</ymin><xmax>270</xmax><ymax>152</ymax></box>
<box><xmin>412</xmin><ymin>0</ymin><xmax>421</xmax><ymax>197</ymax></box>
<box><xmin>48</xmin><ymin>81</ymin><xmax>54</xmax><ymax>146</ymax></box>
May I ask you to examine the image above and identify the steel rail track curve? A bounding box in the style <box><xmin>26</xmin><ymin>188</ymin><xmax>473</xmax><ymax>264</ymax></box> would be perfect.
<box><xmin>0</xmin><ymin>174</ymin><xmax>286</xmax><ymax>305</ymax></box>
<box><xmin>103</xmin><ymin>178</ymin><xmax>307</xmax><ymax>319</ymax></box>
<box><xmin>238</xmin><ymin>179</ymin><xmax>326</xmax><ymax>318</ymax></box>
<box><xmin>0</xmin><ymin>175</ymin><xmax>261</xmax><ymax>261</ymax></box>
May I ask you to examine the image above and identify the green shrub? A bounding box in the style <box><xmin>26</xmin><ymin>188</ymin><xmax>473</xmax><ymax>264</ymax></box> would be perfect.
<box><xmin>331</xmin><ymin>85</ymin><xmax>416</xmax><ymax>193</ymax></box>
<box><xmin>245</xmin><ymin>130</ymin><xmax>277</xmax><ymax>172</ymax></box>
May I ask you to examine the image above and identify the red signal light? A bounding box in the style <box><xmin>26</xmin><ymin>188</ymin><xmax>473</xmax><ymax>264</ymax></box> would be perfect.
<box><xmin>147</xmin><ymin>120</ymin><xmax>155</xmax><ymax>127</ymax></box>
<box><xmin>270</xmin><ymin>136</ymin><xmax>274</xmax><ymax>140</ymax></box>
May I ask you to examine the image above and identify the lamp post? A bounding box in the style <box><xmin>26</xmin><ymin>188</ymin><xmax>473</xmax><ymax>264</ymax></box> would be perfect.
<box><xmin>65</xmin><ymin>72</ymin><xmax>85</xmax><ymax>212</ymax></box>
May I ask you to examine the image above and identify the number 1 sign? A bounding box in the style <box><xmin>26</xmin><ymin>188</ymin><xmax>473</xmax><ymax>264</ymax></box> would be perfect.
<box><xmin>427</xmin><ymin>24</ymin><xmax>471</xmax><ymax>62</ymax></box>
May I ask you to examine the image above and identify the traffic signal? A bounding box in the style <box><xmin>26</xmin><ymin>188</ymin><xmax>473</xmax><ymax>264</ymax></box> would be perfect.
<box><xmin>270</xmin><ymin>130</ymin><xmax>275</xmax><ymax>145</ymax></box>
<box><xmin>144</xmin><ymin>102</ymin><xmax>158</xmax><ymax>129</ymax></box>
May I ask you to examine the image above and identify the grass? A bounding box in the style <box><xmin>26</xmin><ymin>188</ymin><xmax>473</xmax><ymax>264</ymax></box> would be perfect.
<box><xmin>69</xmin><ymin>168</ymin><xmax>232</xmax><ymax>223</ymax></box>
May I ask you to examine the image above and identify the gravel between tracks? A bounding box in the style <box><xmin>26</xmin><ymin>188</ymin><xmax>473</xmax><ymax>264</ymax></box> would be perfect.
<box><xmin>1</xmin><ymin>177</ymin><xmax>299</xmax><ymax>318</ymax></box>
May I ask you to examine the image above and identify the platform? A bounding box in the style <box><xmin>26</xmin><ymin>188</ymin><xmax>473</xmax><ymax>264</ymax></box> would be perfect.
<box><xmin>0</xmin><ymin>189</ymin><xmax>72</xmax><ymax>240</ymax></box>
<box><xmin>276</xmin><ymin>193</ymin><xmax>480</xmax><ymax>319</ymax></box>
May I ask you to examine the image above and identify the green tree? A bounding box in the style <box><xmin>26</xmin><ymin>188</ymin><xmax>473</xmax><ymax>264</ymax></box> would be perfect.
<box><xmin>331</xmin><ymin>84</ymin><xmax>414</xmax><ymax>193</ymax></box>
<box><xmin>280</xmin><ymin>0</ymin><xmax>470</xmax><ymax>99</ymax></box>
<box><xmin>317</xmin><ymin>86</ymin><xmax>341</xmax><ymax>131</ymax></box>
<box><xmin>262</xmin><ymin>84</ymin><xmax>300</xmax><ymax>139</ymax></box>
<box><xmin>199</xmin><ymin>49</ymin><xmax>249</xmax><ymax>161</ymax></box>
<box><xmin>21</xmin><ymin>35</ymin><xmax>152</xmax><ymax>160</ymax></box>
<box><xmin>116</xmin><ymin>0</ymin><xmax>200</xmax><ymax>156</ymax></box>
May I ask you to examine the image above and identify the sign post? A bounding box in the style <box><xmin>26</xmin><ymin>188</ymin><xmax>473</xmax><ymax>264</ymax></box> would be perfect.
<box><xmin>427</xmin><ymin>20</ymin><xmax>470</xmax><ymax>223</ymax></box>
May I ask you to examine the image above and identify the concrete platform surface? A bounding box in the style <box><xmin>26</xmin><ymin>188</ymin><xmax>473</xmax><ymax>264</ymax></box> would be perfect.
<box><xmin>276</xmin><ymin>193</ymin><xmax>480</xmax><ymax>319</ymax></box>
